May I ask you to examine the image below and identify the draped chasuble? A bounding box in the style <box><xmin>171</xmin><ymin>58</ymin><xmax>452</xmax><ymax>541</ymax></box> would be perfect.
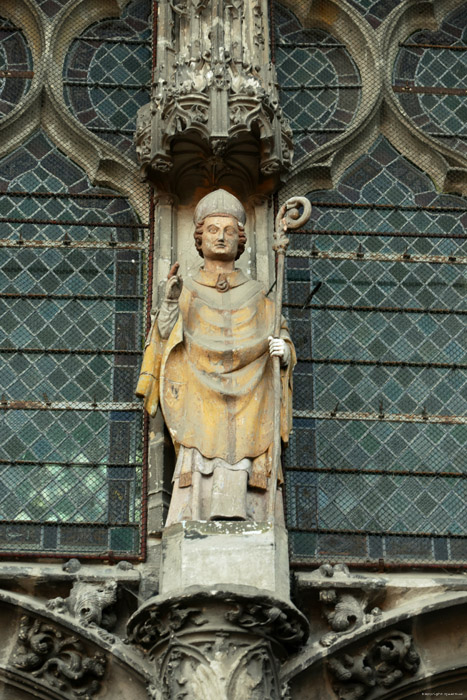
<box><xmin>136</xmin><ymin>267</ymin><xmax>296</xmax><ymax>493</ymax></box>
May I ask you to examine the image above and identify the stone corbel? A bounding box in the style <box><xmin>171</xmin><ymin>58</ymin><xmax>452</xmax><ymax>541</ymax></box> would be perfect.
<box><xmin>316</xmin><ymin>564</ymin><xmax>385</xmax><ymax>647</ymax></box>
<box><xmin>46</xmin><ymin>580</ymin><xmax>118</xmax><ymax>638</ymax></box>
<box><xmin>127</xmin><ymin>585</ymin><xmax>309</xmax><ymax>700</ymax></box>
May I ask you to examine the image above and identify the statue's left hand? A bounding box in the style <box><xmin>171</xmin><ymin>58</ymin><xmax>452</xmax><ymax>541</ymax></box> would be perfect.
<box><xmin>268</xmin><ymin>336</ymin><xmax>290</xmax><ymax>366</ymax></box>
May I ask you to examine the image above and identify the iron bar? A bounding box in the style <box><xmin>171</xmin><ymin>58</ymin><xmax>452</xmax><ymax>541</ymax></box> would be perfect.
<box><xmin>277</xmin><ymin>42</ymin><xmax>346</xmax><ymax>48</ymax></box>
<box><xmin>293</xmin><ymin>408</ymin><xmax>467</xmax><ymax>425</ymax></box>
<box><xmin>0</xmin><ymin>519</ymin><xmax>139</xmax><ymax>527</ymax></box>
<box><xmin>0</xmin><ymin>216</ymin><xmax>147</xmax><ymax>228</ymax></box>
<box><xmin>4</xmin><ymin>191</ymin><xmax>129</xmax><ymax>200</ymax></box>
<box><xmin>288</xmin><ymin>526</ymin><xmax>467</xmax><ymax>539</ymax></box>
<box><xmin>63</xmin><ymin>80</ymin><xmax>149</xmax><ymax>90</ymax></box>
<box><xmin>296</xmin><ymin>357</ymin><xmax>467</xmax><ymax>370</ymax></box>
<box><xmin>0</xmin><ymin>400</ymin><xmax>141</xmax><ymax>411</ymax></box>
<box><xmin>291</xmin><ymin>560</ymin><xmax>467</xmax><ymax>572</ymax></box>
<box><xmin>0</xmin><ymin>239</ymin><xmax>145</xmax><ymax>250</ymax></box>
<box><xmin>307</xmin><ymin>201</ymin><xmax>467</xmax><ymax>212</ymax></box>
<box><xmin>0</xmin><ymin>293</ymin><xmax>143</xmax><ymax>300</ymax></box>
<box><xmin>290</xmin><ymin>228</ymin><xmax>467</xmax><ymax>240</ymax></box>
<box><xmin>87</xmin><ymin>127</ymin><xmax>134</xmax><ymax>135</ymax></box>
<box><xmin>0</xmin><ymin>70</ymin><xmax>33</xmax><ymax>79</ymax></box>
<box><xmin>285</xmin><ymin>301</ymin><xmax>467</xmax><ymax>315</ymax></box>
<box><xmin>0</xmin><ymin>459</ymin><xmax>141</xmax><ymax>467</ymax></box>
<box><xmin>429</xmin><ymin>133</ymin><xmax>467</xmax><ymax>139</ymax></box>
<box><xmin>78</xmin><ymin>35</ymin><xmax>151</xmax><ymax>45</ymax></box>
<box><xmin>280</xmin><ymin>84</ymin><xmax>361</xmax><ymax>91</ymax></box>
<box><xmin>0</xmin><ymin>347</ymin><xmax>141</xmax><ymax>355</ymax></box>
<box><xmin>288</xmin><ymin>248</ymin><xmax>467</xmax><ymax>264</ymax></box>
<box><xmin>292</xmin><ymin>128</ymin><xmax>346</xmax><ymax>134</ymax></box>
<box><xmin>393</xmin><ymin>85</ymin><xmax>467</xmax><ymax>96</ymax></box>
<box><xmin>286</xmin><ymin>465</ymin><xmax>467</xmax><ymax>479</ymax></box>
<box><xmin>400</xmin><ymin>42</ymin><xmax>467</xmax><ymax>51</ymax></box>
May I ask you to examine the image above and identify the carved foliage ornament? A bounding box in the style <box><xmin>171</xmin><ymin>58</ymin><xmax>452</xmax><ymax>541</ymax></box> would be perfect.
<box><xmin>328</xmin><ymin>630</ymin><xmax>420</xmax><ymax>700</ymax></box>
<box><xmin>46</xmin><ymin>581</ymin><xmax>118</xmax><ymax>631</ymax></box>
<box><xmin>156</xmin><ymin>635</ymin><xmax>282</xmax><ymax>700</ymax></box>
<box><xmin>12</xmin><ymin>615</ymin><xmax>107</xmax><ymax>699</ymax></box>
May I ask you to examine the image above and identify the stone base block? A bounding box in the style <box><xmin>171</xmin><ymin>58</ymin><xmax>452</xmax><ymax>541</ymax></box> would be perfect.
<box><xmin>160</xmin><ymin>521</ymin><xmax>290</xmax><ymax>599</ymax></box>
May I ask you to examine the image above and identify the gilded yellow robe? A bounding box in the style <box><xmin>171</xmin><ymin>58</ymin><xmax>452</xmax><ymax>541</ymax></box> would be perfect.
<box><xmin>136</xmin><ymin>268</ymin><xmax>295</xmax><ymax>490</ymax></box>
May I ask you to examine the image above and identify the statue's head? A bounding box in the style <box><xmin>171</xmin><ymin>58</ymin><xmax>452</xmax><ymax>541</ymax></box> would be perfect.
<box><xmin>193</xmin><ymin>190</ymin><xmax>247</xmax><ymax>261</ymax></box>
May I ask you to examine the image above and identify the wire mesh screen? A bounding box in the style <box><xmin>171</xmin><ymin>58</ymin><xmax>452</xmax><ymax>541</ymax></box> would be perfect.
<box><xmin>0</xmin><ymin>0</ymin><xmax>152</xmax><ymax>557</ymax></box>
<box><xmin>274</xmin><ymin>0</ymin><xmax>467</xmax><ymax>567</ymax></box>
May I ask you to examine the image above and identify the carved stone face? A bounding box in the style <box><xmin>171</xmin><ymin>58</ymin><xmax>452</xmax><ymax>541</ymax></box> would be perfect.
<box><xmin>201</xmin><ymin>215</ymin><xmax>239</xmax><ymax>262</ymax></box>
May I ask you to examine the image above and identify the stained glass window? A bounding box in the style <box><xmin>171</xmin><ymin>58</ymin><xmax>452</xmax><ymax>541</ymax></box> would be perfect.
<box><xmin>274</xmin><ymin>4</ymin><xmax>361</xmax><ymax>162</ymax></box>
<box><xmin>0</xmin><ymin>129</ymin><xmax>146</xmax><ymax>556</ymax></box>
<box><xmin>0</xmin><ymin>17</ymin><xmax>32</xmax><ymax>118</ymax></box>
<box><xmin>64</xmin><ymin>0</ymin><xmax>152</xmax><ymax>156</ymax></box>
<box><xmin>283</xmin><ymin>137</ymin><xmax>467</xmax><ymax>565</ymax></box>
<box><xmin>394</xmin><ymin>3</ymin><xmax>467</xmax><ymax>157</ymax></box>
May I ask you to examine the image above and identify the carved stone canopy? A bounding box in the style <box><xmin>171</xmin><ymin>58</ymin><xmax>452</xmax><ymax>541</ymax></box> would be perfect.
<box><xmin>135</xmin><ymin>0</ymin><xmax>293</xmax><ymax>199</ymax></box>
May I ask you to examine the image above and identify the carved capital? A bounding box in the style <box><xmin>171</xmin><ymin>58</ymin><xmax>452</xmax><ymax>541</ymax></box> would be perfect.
<box><xmin>12</xmin><ymin>615</ymin><xmax>107</xmax><ymax>699</ymax></box>
<box><xmin>128</xmin><ymin>586</ymin><xmax>309</xmax><ymax>699</ymax></box>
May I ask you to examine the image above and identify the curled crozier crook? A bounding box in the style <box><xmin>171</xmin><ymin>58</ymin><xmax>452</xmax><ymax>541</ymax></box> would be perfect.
<box><xmin>275</xmin><ymin>196</ymin><xmax>312</xmax><ymax>234</ymax></box>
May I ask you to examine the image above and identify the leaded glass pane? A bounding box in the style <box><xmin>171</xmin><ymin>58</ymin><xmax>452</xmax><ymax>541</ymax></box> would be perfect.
<box><xmin>37</xmin><ymin>0</ymin><xmax>70</xmax><ymax>18</ymax></box>
<box><xmin>274</xmin><ymin>4</ymin><xmax>360</xmax><ymax>161</ymax></box>
<box><xmin>283</xmin><ymin>137</ymin><xmax>467</xmax><ymax>564</ymax></box>
<box><xmin>0</xmin><ymin>18</ymin><xmax>32</xmax><ymax>119</ymax></box>
<box><xmin>63</xmin><ymin>0</ymin><xmax>151</xmax><ymax>156</ymax></box>
<box><xmin>0</xmin><ymin>129</ymin><xmax>146</xmax><ymax>555</ymax></box>
<box><xmin>394</xmin><ymin>4</ymin><xmax>467</xmax><ymax>156</ymax></box>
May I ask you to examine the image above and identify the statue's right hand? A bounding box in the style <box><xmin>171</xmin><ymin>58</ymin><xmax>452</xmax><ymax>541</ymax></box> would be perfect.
<box><xmin>166</xmin><ymin>262</ymin><xmax>183</xmax><ymax>300</ymax></box>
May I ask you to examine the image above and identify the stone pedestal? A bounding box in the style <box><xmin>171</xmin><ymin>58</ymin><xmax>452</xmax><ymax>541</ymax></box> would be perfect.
<box><xmin>160</xmin><ymin>521</ymin><xmax>290</xmax><ymax>599</ymax></box>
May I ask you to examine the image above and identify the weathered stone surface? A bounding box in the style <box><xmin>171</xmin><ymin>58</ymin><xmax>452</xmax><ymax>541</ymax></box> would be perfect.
<box><xmin>128</xmin><ymin>585</ymin><xmax>309</xmax><ymax>699</ymax></box>
<box><xmin>160</xmin><ymin>521</ymin><xmax>291</xmax><ymax>599</ymax></box>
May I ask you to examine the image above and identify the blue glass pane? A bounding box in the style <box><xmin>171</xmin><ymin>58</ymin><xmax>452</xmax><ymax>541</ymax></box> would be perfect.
<box><xmin>64</xmin><ymin>0</ymin><xmax>151</xmax><ymax>157</ymax></box>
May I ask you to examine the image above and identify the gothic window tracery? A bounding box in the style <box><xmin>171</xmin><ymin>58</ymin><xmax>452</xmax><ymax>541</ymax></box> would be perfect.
<box><xmin>0</xmin><ymin>0</ymin><xmax>152</xmax><ymax>557</ymax></box>
<box><xmin>274</xmin><ymin>0</ymin><xmax>467</xmax><ymax>566</ymax></box>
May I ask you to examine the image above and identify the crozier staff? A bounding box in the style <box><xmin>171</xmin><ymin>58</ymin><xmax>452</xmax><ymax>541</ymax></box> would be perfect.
<box><xmin>136</xmin><ymin>189</ymin><xmax>296</xmax><ymax>524</ymax></box>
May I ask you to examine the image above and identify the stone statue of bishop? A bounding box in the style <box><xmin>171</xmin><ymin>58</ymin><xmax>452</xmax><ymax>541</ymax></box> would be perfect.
<box><xmin>136</xmin><ymin>189</ymin><xmax>296</xmax><ymax>524</ymax></box>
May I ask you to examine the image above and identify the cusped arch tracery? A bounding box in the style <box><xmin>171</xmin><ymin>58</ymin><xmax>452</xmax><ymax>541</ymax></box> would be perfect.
<box><xmin>393</xmin><ymin>2</ymin><xmax>467</xmax><ymax>159</ymax></box>
<box><xmin>274</xmin><ymin>3</ymin><xmax>362</xmax><ymax>164</ymax></box>
<box><xmin>63</xmin><ymin>0</ymin><xmax>151</xmax><ymax>159</ymax></box>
